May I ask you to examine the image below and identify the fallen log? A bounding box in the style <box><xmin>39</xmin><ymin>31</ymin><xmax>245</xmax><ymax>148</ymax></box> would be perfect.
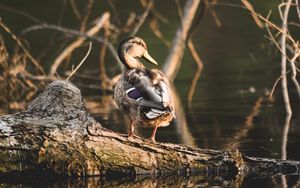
<box><xmin>0</xmin><ymin>80</ymin><xmax>299</xmax><ymax>179</ymax></box>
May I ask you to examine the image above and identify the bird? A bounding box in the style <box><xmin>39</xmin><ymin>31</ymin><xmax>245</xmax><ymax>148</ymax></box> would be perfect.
<box><xmin>114</xmin><ymin>37</ymin><xmax>175</xmax><ymax>143</ymax></box>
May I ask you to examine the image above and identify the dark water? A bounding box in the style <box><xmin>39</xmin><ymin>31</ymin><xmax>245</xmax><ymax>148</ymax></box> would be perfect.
<box><xmin>1</xmin><ymin>0</ymin><xmax>300</xmax><ymax>187</ymax></box>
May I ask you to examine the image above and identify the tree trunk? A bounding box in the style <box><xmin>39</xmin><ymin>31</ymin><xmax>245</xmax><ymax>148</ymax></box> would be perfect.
<box><xmin>0</xmin><ymin>80</ymin><xmax>299</xmax><ymax>178</ymax></box>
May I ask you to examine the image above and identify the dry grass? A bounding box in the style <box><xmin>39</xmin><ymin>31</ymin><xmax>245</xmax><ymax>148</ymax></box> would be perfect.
<box><xmin>0</xmin><ymin>36</ymin><xmax>40</xmax><ymax>111</ymax></box>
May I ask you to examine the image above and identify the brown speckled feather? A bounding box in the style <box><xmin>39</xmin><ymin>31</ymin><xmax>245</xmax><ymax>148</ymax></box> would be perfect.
<box><xmin>114</xmin><ymin>68</ymin><xmax>174</xmax><ymax>127</ymax></box>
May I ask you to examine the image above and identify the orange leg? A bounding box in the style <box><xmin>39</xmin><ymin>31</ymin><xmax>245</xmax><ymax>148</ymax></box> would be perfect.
<box><xmin>128</xmin><ymin>120</ymin><xmax>138</xmax><ymax>138</ymax></box>
<box><xmin>150</xmin><ymin>126</ymin><xmax>158</xmax><ymax>143</ymax></box>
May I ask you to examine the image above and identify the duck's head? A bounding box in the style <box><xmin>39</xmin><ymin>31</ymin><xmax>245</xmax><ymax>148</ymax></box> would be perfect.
<box><xmin>118</xmin><ymin>37</ymin><xmax>158</xmax><ymax>69</ymax></box>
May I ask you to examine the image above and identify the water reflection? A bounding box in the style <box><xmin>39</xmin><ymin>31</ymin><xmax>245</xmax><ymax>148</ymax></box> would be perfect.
<box><xmin>242</xmin><ymin>175</ymin><xmax>300</xmax><ymax>188</ymax></box>
<box><xmin>280</xmin><ymin>115</ymin><xmax>292</xmax><ymax>188</ymax></box>
<box><xmin>225</xmin><ymin>96</ymin><xmax>265</xmax><ymax>150</ymax></box>
<box><xmin>172</xmin><ymin>86</ymin><xmax>196</xmax><ymax>146</ymax></box>
<box><xmin>2</xmin><ymin>173</ymin><xmax>300</xmax><ymax>188</ymax></box>
<box><xmin>281</xmin><ymin>115</ymin><xmax>292</xmax><ymax>161</ymax></box>
<box><xmin>0</xmin><ymin>174</ymin><xmax>244</xmax><ymax>188</ymax></box>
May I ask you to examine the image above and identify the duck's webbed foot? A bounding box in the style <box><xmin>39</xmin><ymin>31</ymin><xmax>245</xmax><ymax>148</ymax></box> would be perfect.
<box><xmin>128</xmin><ymin>132</ymin><xmax>140</xmax><ymax>139</ymax></box>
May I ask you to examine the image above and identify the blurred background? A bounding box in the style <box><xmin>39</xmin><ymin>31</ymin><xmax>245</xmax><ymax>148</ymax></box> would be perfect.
<box><xmin>0</xmin><ymin>0</ymin><xmax>299</xmax><ymax>187</ymax></box>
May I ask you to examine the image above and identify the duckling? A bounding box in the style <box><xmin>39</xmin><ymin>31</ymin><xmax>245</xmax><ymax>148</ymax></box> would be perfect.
<box><xmin>114</xmin><ymin>37</ymin><xmax>175</xmax><ymax>143</ymax></box>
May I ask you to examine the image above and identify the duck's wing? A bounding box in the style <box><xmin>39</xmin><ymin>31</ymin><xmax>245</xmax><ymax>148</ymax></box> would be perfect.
<box><xmin>124</xmin><ymin>69</ymin><xmax>175</xmax><ymax>119</ymax></box>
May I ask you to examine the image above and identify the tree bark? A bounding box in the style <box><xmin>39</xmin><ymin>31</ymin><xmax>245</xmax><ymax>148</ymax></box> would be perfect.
<box><xmin>0</xmin><ymin>80</ymin><xmax>299</xmax><ymax>178</ymax></box>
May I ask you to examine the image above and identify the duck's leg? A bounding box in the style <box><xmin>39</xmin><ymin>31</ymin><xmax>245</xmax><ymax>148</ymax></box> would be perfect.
<box><xmin>149</xmin><ymin>126</ymin><xmax>158</xmax><ymax>143</ymax></box>
<box><xmin>128</xmin><ymin>120</ymin><xmax>138</xmax><ymax>138</ymax></box>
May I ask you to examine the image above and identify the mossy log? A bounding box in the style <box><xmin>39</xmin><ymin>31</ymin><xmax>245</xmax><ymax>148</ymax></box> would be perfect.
<box><xmin>0</xmin><ymin>80</ymin><xmax>299</xmax><ymax>179</ymax></box>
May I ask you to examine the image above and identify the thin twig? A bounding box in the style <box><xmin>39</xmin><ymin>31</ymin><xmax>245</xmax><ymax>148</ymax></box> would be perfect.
<box><xmin>222</xmin><ymin>1</ymin><xmax>298</xmax><ymax>46</ymax></box>
<box><xmin>256</xmin><ymin>9</ymin><xmax>297</xmax><ymax>46</ymax></box>
<box><xmin>69</xmin><ymin>0</ymin><xmax>81</xmax><ymax>20</ymax></box>
<box><xmin>49</xmin><ymin>12</ymin><xmax>109</xmax><ymax>75</ymax></box>
<box><xmin>187</xmin><ymin>38</ymin><xmax>203</xmax><ymax>70</ymax></box>
<box><xmin>105</xmin><ymin>0</ymin><xmax>120</xmax><ymax>24</ymax></box>
<box><xmin>174</xmin><ymin>0</ymin><xmax>183</xmax><ymax>18</ymax></box>
<box><xmin>0</xmin><ymin>19</ymin><xmax>45</xmax><ymax>74</ymax></box>
<box><xmin>131</xmin><ymin>0</ymin><xmax>153</xmax><ymax>36</ymax></box>
<box><xmin>140</xmin><ymin>0</ymin><xmax>168</xmax><ymax>24</ymax></box>
<box><xmin>242</xmin><ymin>0</ymin><xmax>299</xmax><ymax>108</ymax></box>
<box><xmin>289</xmin><ymin>22</ymin><xmax>300</xmax><ymax>28</ymax></box>
<box><xmin>21</xmin><ymin>20</ymin><xmax>121</xmax><ymax>70</ymax></box>
<box><xmin>80</xmin><ymin>0</ymin><xmax>94</xmax><ymax>32</ymax></box>
<box><xmin>241</xmin><ymin>0</ymin><xmax>264</xmax><ymax>28</ymax></box>
<box><xmin>151</xmin><ymin>10</ymin><xmax>169</xmax><ymax>24</ymax></box>
<box><xmin>269</xmin><ymin>74</ymin><xmax>284</xmax><ymax>100</ymax></box>
<box><xmin>66</xmin><ymin>42</ymin><xmax>92</xmax><ymax>81</ymax></box>
<box><xmin>99</xmin><ymin>36</ymin><xmax>109</xmax><ymax>80</ymax></box>
<box><xmin>98</xmin><ymin>28</ymin><xmax>114</xmax><ymax>90</ymax></box>
<box><xmin>206</xmin><ymin>0</ymin><xmax>222</xmax><ymax>27</ymax></box>
<box><xmin>265</xmin><ymin>11</ymin><xmax>293</xmax><ymax>63</ymax></box>
<box><xmin>148</xmin><ymin>19</ymin><xmax>171</xmax><ymax>47</ymax></box>
<box><xmin>290</xmin><ymin>48</ymin><xmax>300</xmax><ymax>100</ymax></box>
<box><xmin>0</xmin><ymin>4</ymin><xmax>42</xmax><ymax>23</ymax></box>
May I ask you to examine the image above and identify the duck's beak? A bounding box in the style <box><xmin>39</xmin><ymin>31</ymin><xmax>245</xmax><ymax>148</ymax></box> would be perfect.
<box><xmin>143</xmin><ymin>50</ymin><xmax>158</xmax><ymax>65</ymax></box>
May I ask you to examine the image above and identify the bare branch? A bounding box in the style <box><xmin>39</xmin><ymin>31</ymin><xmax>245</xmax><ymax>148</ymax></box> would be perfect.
<box><xmin>269</xmin><ymin>73</ymin><xmax>285</xmax><ymax>100</ymax></box>
<box><xmin>162</xmin><ymin>0</ymin><xmax>201</xmax><ymax>82</ymax></box>
<box><xmin>0</xmin><ymin>4</ymin><xmax>42</xmax><ymax>23</ymax></box>
<box><xmin>241</xmin><ymin>0</ymin><xmax>264</xmax><ymax>28</ymax></box>
<box><xmin>265</xmin><ymin>12</ymin><xmax>293</xmax><ymax>63</ymax></box>
<box><xmin>290</xmin><ymin>49</ymin><xmax>300</xmax><ymax>99</ymax></box>
<box><xmin>66</xmin><ymin>42</ymin><xmax>92</xmax><ymax>81</ymax></box>
<box><xmin>174</xmin><ymin>0</ymin><xmax>183</xmax><ymax>18</ymax></box>
<box><xmin>130</xmin><ymin>0</ymin><xmax>153</xmax><ymax>36</ymax></box>
<box><xmin>21</xmin><ymin>18</ymin><xmax>122</xmax><ymax>71</ymax></box>
<box><xmin>49</xmin><ymin>12</ymin><xmax>110</xmax><ymax>76</ymax></box>
<box><xmin>79</xmin><ymin>0</ymin><xmax>94</xmax><ymax>31</ymax></box>
<box><xmin>148</xmin><ymin>19</ymin><xmax>171</xmax><ymax>47</ymax></box>
<box><xmin>206</xmin><ymin>0</ymin><xmax>222</xmax><ymax>27</ymax></box>
<box><xmin>0</xmin><ymin>19</ymin><xmax>45</xmax><ymax>74</ymax></box>
<box><xmin>279</xmin><ymin>0</ymin><xmax>293</xmax><ymax>115</ymax></box>
<box><xmin>242</xmin><ymin>0</ymin><xmax>300</xmax><ymax>114</ymax></box>
<box><xmin>69</xmin><ymin>0</ymin><xmax>82</xmax><ymax>20</ymax></box>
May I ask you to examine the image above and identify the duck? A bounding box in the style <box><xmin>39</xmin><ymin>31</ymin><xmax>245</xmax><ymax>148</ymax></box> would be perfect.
<box><xmin>114</xmin><ymin>37</ymin><xmax>175</xmax><ymax>143</ymax></box>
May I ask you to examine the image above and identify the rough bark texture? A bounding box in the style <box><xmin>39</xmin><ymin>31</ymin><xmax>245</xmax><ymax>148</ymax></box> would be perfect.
<box><xmin>0</xmin><ymin>80</ymin><xmax>299</xmax><ymax>179</ymax></box>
